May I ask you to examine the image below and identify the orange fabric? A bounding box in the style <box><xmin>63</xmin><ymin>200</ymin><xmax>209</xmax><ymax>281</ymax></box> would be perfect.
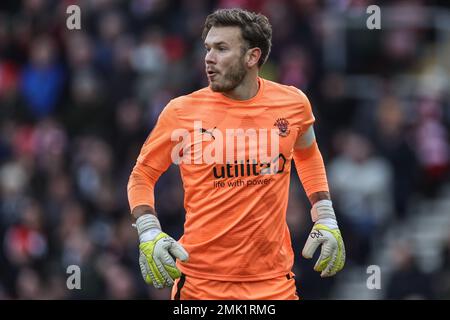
<box><xmin>171</xmin><ymin>272</ymin><xmax>299</xmax><ymax>300</ymax></box>
<box><xmin>292</xmin><ymin>141</ymin><xmax>329</xmax><ymax>197</ymax></box>
<box><xmin>128</xmin><ymin>77</ymin><xmax>315</xmax><ymax>281</ymax></box>
<box><xmin>127</xmin><ymin>162</ymin><xmax>164</xmax><ymax>211</ymax></box>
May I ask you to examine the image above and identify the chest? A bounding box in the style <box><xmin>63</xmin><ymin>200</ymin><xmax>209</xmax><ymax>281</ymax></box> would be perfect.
<box><xmin>176</xmin><ymin>105</ymin><xmax>299</xmax><ymax>165</ymax></box>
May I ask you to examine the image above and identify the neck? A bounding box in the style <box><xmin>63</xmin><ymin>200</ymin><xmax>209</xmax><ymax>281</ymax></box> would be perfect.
<box><xmin>222</xmin><ymin>71</ymin><xmax>259</xmax><ymax>101</ymax></box>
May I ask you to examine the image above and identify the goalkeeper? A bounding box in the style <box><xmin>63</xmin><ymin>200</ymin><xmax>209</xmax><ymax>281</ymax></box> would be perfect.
<box><xmin>127</xmin><ymin>8</ymin><xmax>345</xmax><ymax>300</ymax></box>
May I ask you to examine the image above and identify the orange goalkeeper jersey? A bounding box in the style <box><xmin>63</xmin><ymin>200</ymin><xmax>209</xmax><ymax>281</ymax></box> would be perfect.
<box><xmin>129</xmin><ymin>77</ymin><xmax>315</xmax><ymax>281</ymax></box>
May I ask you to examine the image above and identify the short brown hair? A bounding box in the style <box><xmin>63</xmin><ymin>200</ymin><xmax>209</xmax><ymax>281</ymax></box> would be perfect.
<box><xmin>202</xmin><ymin>8</ymin><xmax>272</xmax><ymax>67</ymax></box>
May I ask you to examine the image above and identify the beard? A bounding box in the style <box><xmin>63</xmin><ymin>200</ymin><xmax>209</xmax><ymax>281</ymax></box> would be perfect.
<box><xmin>209</xmin><ymin>57</ymin><xmax>247</xmax><ymax>93</ymax></box>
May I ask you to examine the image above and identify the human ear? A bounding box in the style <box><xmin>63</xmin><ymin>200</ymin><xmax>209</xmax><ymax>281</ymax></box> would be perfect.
<box><xmin>246</xmin><ymin>47</ymin><xmax>261</xmax><ymax>68</ymax></box>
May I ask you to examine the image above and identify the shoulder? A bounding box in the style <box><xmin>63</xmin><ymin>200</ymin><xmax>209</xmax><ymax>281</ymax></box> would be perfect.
<box><xmin>169</xmin><ymin>86</ymin><xmax>213</xmax><ymax>108</ymax></box>
<box><xmin>163</xmin><ymin>87</ymin><xmax>215</xmax><ymax>118</ymax></box>
<box><xmin>262</xmin><ymin>78</ymin><xmax>311</xmax><ymax>106</ymax></box>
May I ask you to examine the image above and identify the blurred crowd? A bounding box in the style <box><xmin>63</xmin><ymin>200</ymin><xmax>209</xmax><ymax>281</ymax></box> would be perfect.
<box><xmin>1</xmin><ymin>0</ymin><xmax>450</xmax><ymax>299</ymax></box>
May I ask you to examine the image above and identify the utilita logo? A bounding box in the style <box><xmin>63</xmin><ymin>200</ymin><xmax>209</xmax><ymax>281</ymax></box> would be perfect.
<box><xmin>212</xmin><ymin>153</ymin><xmax>287</xmax><ymax>179</ymax></box>
<box><xmin>170</xmin><ymin>121</ymin><xmax>281</xmax><ymax>166</ymax></box>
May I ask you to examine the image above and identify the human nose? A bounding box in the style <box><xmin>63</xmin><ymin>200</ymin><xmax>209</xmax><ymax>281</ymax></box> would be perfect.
<box><xmin>205</xmin><ymin>49</ymin><xmax>215</xmax><ymax>65</ymax></box>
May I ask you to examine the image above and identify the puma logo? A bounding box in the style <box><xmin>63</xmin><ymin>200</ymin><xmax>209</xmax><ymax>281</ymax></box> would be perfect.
<box><xmin>200</xmin><ymin>127</ymin><xmax>216</xmax><ymax>140</ymax></box>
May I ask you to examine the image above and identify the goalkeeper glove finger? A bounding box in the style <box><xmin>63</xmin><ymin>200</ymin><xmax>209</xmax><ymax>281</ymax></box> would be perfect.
<box><xmin>302</xmin><ymin>200</ymin><xmax>345</xmax><ymax>278</ymax></box>
<box><xmin>135</xmin><ymin>214</ymin><xmax>189</xmax><ymax>289</ymax></box>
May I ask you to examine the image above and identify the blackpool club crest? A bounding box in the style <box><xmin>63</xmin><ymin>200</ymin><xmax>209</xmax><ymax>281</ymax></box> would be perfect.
<box><xmin>274</xmin><ymin>118</ymin><xmax>290</xmax><ymax>137</ymax></box>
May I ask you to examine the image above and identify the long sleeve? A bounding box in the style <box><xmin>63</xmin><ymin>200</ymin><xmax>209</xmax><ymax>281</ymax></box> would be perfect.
<box><xmin>127</xmin><ymin>101</ymin><xmax>180</xmax><ymax>212</ymax></box>
<box><xmin>293</xmin><ymin>140</ymin><xmax>329</xmax><ymax>198</ymax></box>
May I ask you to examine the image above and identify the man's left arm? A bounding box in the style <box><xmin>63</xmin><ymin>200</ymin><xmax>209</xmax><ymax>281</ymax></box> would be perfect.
<box><xmin>293</xmin><ymin>125</ymin><xmax>346</xmax><ymax>277</ymax></box>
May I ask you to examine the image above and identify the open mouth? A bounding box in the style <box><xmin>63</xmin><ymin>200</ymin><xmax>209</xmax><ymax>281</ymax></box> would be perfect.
<box><xmin>207</xmin><ymin>70</ymin><xmax>218</xmax><ymax>78</ymax></box>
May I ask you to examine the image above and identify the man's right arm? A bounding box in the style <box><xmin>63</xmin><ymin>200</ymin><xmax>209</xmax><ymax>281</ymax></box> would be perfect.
<box><xmin>127</xmin><ymin>101</ymin><xmax>189</xmax><ymax>289</ymax></box>
<box><xmin>127</xmin><ymin>161</ymin><xmax>164</xmax><ymax>220</ymax></box>
<box><xmin>127</xmin><ymin>100</ymin><xmax>180</xmax><ymax>218</ymax></box>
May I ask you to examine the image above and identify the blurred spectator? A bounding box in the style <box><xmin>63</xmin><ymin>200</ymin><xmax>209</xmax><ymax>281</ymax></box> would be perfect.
<box><xmin>374</xmin><ymin>95</ymin><xmax>419</xmax><ymax>220</ymax></box>
<box><xmin>131</xmin><ymin>28</ymin><xmax>168</xmax><ymax>103</ymax></box>
<box><xmin>20</xmin><ymin>35</ymin><xmax>65</xmax><ymax>119</ymax></box>
<box><xmin>414</xmin><ymin>94</ymin><xmax>449</xmax><ymax>197</ymax></box>
<box><xmin>4</xmin><ymin>198</ymin><xmax>48</xmax><ymax>267</ymax></box>
<box><xmin>95</xmin><ymin>10</ymin><xmax>125</xmax><ymax>74</ymax></box>
<box><xmin>15</xmin><ymin>267</ymin><xmax>43</xmax><ymax>299</ymax></box>
<box><xmin>386</xmin><ymin>241</ymin><xmax>435</xmax><ymax>299</ymax></box>
<box><xmin>100</xmin><ymin>256</ymin><xmax>139</xmax><ymax>299</ymax></box>
<box><xmin>433</xmin><ymin>232</ymin><xmax>450</xmax><ymax>299</ymax></box>
<box><xmin>328</xmin><ymin>131</ymin><xmax>393</xmax><ymax>264</ymax></box>
<box><xmin>279</xmin><ymin>45</ymin><xmax>313</xmax><ymax>90</ymax></box>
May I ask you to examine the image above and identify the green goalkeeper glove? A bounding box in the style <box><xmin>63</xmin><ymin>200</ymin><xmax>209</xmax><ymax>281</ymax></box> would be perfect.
<box><xmin>302</xmin><ymin>200</ymin><xmax>345</xmax><ymax>277</ymax></box>
<box><xmin>134</xmin><ymin>214</ymin><xmax>189</xmax><ymax>288</ymax></box>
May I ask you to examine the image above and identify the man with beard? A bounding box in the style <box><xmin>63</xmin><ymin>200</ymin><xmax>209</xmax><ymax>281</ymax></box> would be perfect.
<box><xmin>127</xmin><ymin>8</ymin><xmax>345</xmax><ymax>300</ymax></box>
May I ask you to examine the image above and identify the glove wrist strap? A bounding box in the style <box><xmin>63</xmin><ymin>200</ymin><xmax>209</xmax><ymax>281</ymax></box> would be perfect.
<box><xmin>135</xmin><ymin>214</ymin><xmax>161</xmax><ymax>235</ymax></box>
<box><xmin>311</xmin><ymin>199</ymin><xmax>336</xmax><ymax>222</ymax></box>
